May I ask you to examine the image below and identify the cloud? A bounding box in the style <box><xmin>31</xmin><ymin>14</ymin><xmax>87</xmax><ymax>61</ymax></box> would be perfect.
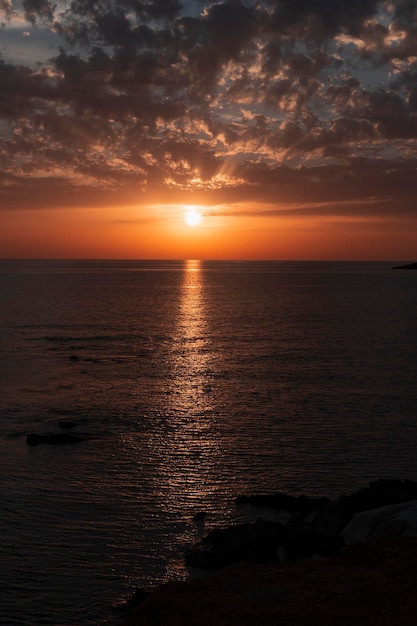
<box><xmin>0</xmin><ymin>0</ymin><xmax>12</xmax><ymax>20</ymax></box>
<box><xmin>0</xmin><ymin>0</ymin><xmax>416</xmax><ymax>220</ymax></box>
<box><xmin>22</xmin><ymin>0</ymin><xmax>54</xmax><ymax>23</ymax></box>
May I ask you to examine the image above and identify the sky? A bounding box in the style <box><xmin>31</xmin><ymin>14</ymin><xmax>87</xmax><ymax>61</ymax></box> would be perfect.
<box><xmin>1</xmin><ymin>0</ymin><xmax>417</xmax><ymax>260</ymax></box>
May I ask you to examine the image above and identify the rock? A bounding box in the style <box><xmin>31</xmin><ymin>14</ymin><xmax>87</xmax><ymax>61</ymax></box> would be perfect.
<box><xmin>26</xmin><ymin>433</ymin><xmax>85</xmax><ymax>446</ymax></box>
<box><xmin>69</xmin><ymin>354</ymin><xmax>80</xmax><ymax>361</ymax></box>
<box><xmin>235</xmin><ymin>493</ymin><xmax>340</xmax><ymax>560</ymax></box>
<box><xmin>284</xmin><ymin>527</ymin><xmax>322</xmax><ymax>560</ymax></box>
<box><xmin>312</xmin><ymin>500</ymin><xmax>343</xmax><ymax>536</ymax></box>
<box><xmin>185</xmin><ymin>519</ymin><xmax>287</xmax><ymax>570</ymax></box>
<box><xmin>393</xmin><ymin>262</ymin><xmax>417</xmax><ymax>269</ymax></box>
<box><xmin>186</xmin><ymin>480</ymin><xmax>417</xmax><ymax>573</ymax></box>
<box><xmin>342</xmin><ymin>500</ymin><xmax>417</xmax><ymax>545</ymax></box>
<box><xmin>121</xmin><ymin>536</ymin><xmax>417</xmax><ymax>626</ymax></box>
<box><xmin>338</xmin><ymin>479</ymin><xmax>417</xmax><ymax>525</ymax></box>
<box><xmin>278</xmin><ymin>500</ymin><xmax>341</xmax><ymax>560</ymax></box>
<box><xmin>236</xmin><ymin>492</ymin><xmax>330</xmax><ymax>514</ymax></box>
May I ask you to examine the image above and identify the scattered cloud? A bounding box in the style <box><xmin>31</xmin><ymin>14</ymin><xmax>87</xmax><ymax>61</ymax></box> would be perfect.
<box><xmin>0</xmin><ymin>0</ymin><xmax>416</xmax><ymax>222</ymax></box>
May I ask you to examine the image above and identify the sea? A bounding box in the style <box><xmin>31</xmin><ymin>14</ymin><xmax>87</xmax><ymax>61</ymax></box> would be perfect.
<box><xmin>1</xmin><ymin>259</ymin><xmax>417</xmax><ymax>625</ymax></box>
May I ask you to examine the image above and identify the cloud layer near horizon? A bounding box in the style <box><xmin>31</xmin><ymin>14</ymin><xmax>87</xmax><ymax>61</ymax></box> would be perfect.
<box><xmin>1</xmin><ymin>0</ymin><xmax>417</xmax><ymax>219</ymax></box>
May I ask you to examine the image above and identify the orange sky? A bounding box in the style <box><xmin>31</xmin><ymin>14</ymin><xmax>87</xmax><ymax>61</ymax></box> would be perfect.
<box><xmin>2</xmin><ymin>201</ymin><xmax>415</xmax><ymax>260</ymax></box>
<box><xmin>1</xmin><ymin>1</ymin><xmax>416</xmax><ymax>260</ymax></box>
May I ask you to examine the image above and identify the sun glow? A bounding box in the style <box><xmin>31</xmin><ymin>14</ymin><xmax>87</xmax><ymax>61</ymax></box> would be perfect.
<box><xmin>184</xmin><ymin>206</ymin><xmax>203</xmax><ymax>227</ymax></box>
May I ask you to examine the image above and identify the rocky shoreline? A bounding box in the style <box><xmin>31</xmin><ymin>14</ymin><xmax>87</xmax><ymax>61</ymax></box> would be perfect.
<box><xmin>120</xmin><ymin>479</ymin><xmax>417</xmax><ymax>625</ymax></box>
<box><xmin>185</xmin><ymin>478</ymin><xmax>417</xmax><ymax>569</ymax></box>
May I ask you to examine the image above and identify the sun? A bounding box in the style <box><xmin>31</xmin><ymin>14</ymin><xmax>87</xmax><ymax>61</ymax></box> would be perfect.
<box><xmin>184</xmin><ymin>206</ymin><xmax>203</xmax><ymax>227</ymax></box>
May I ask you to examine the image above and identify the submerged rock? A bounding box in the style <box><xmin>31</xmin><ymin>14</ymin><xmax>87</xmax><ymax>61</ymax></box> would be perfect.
<box><xmin>26</xmin><ymin>433</ymin><xmax>86</xmax><ymax>446</ymax></box>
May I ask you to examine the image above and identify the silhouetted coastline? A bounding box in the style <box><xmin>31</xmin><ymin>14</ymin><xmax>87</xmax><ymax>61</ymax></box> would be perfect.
<box><xmin>121</xmin><ymin>479</ymin><xmax>417</xmax><ymax>625</ymax></box>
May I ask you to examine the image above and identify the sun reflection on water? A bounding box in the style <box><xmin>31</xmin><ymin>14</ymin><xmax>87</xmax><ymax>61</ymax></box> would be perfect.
<box><xmin>146</xmin><ymin>260</ymin><xmax>229</xmax><ymax>521</ymax></box>
<box><xmin>172</xmin><ymin>259</ymin><xmax>213</xmax><ymax>410</ymax></box>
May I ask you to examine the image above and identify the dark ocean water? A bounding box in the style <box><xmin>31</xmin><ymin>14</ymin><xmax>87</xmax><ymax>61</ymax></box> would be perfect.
<box><xmin>1</xmin><ymin>259</ymin><xmax>417</xmax><ymax>624</ymax></box>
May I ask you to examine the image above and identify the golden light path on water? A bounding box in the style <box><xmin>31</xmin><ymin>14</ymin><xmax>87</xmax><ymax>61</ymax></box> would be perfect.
<box><xmin>137</xmin><ymin>259</ymin><xmax>234</xmax><ymax>581</ymax></box>
<box><xmin>174</xmin><ymin>259</ymin><xmax>213</xmax><ymax>410</ymax></box>
<box><xmin>143</xmin><ymin>260</ymin><xmax>232</xmax><ymax>544</ymax></box>
<box><xmin>158</xmin><ymin>260</ymin><xmax>223</xmax><ymax>510</ymax></box>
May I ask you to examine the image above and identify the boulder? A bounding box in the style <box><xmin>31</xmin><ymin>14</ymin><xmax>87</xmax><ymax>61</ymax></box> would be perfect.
<box><xmin>187</xmin><ymin>480</ymin><xmax>417</xmax><ymax>572</ymax></box>
<box><xmin>282</xmin><ymin>501</ymin><xmax>343</xmax><ymax>560</ymax></box>
<box><xmin>284</xmin><ymin>527</ymin><xmax>322</xmax><ymax>560</ymax></box>
<box><xmin>342</xmin><ymin>500</ymin><xmax>417</xmax><ymax>545</ymax></box>
<box><xmin>185</xmin><ymin>519</ymin><xmax>287</xmax><ymax>569</ymax></box>
<box><xmin>309</xmin><ymin>501</ymin><xmax>344</xmax><ymax>556</ymax></box>
<box><xmin>338</xmin><ymin>478</ymin><xmax>417</xmax><ymax>525</ymax></box>
<box><xmin>312</xmin><ymin>500</ymin><xmax>343</xmax><ymax>537</ymax></box>
<box><xmin>236</xmin><ymin>492</ymin><xmax>330</xmax><ymax>514</ymax></box>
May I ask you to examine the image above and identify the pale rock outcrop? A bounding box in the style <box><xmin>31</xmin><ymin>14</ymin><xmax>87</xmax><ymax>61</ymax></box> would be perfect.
<box><xmin>342</xmin><ymin>500</ymin><xmax>417</xmax><ymax>545</ymax></box>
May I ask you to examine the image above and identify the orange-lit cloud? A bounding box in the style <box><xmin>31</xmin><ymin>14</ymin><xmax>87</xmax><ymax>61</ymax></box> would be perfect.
<box><xmin>0</xmin><ymin>1</ymin><xmax>416</xmax><ymax>258</ymax></box>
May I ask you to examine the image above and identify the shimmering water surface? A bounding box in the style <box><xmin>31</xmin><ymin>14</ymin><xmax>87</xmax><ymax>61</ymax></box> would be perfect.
<box><xmin>1</xmin><ymin>260</ymin><xmax>417</xmax><ymax>624</ymax></box>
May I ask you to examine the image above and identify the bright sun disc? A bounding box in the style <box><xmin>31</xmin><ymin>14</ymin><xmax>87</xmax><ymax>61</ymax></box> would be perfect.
<box><xmin>184</xmin><ymin>208</ymin><xmax>202</xmax><ymax>227</ymax></box>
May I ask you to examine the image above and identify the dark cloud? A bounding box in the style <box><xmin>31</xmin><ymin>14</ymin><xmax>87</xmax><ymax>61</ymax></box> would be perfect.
<box><xmin>267</xmin><ymin>0</ymin><xmax>381</xmax><ymax>39</ymax></box>
<box><xmin>0</xmin><ymin>59</ymin><xmax>55</xmax><ymax>117</ymax></box>
<box><xmin>365</xmin><ymin>89</ymin><xmax>417</xmax><ymax>139</ymax></box>
<box><xmin>1</xmin><ymin>0</ymin><xmax>417</xmax><ymax>216</ymax></box>
<box><xmin>22</xmin><ymin>0</ymin><xmax>54</xmax><ymax>23</ymax></box>
<box><xmin>393</xmin><ymin>0</ymin><xmax>417</xmax><ymax>24</ymax></box>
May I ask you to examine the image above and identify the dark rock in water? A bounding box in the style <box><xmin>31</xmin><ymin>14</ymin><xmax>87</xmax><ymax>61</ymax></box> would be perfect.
<box><xmin>338</xmin><ymin>479</ymin><xmax>417</xmax><ymax>525</ymax></box>
<box><xmin>192</xmin><ymin>512</ymin><xmax>206</xmax><ymax>523</ymax></box>
<box><xmin>185</xmin><ymin>480</ymin><xmax>417</xmax><ymax>576</ymax></box>
<box><xmin>236</xmin><ymin>492</ymin><xmax>330</xmax><ymax>514</ymax></box>
<box><xmin>185</xmin><ymin>519</ymin><xmax>287</xmax><ymax>570</ymax></box>
<box><xmin>69</xmin><ymin>354</ymin><xmax>80</xmax><ymax>361</ymax></box>
<box><xmin>58</xmin><ymin>420</ymin><xmax>77</xmax><ymax>430</ymax></box>
<box><xmin>26</xmin><ymin>433</ymin><xmax>85</xmax><ymax>446</ymax></box>
<box><xmin>393</xmin><ymin>262</ymin><xmax>417</xmax><ymax>269</ymax></box>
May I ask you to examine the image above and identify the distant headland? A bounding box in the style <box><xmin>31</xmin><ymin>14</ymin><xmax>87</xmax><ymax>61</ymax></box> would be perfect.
<box><xmin>393</xmin><ymin>262</ymin><xmax>417</xmax><ymax>269</ymax></box>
